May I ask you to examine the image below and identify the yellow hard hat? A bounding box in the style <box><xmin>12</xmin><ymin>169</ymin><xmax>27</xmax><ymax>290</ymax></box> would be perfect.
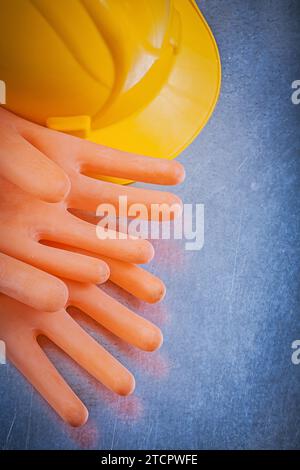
<box><xmin>0</xmin><ymin>0</ymin><xmax>221</xmax><ymax>171</ymax></box>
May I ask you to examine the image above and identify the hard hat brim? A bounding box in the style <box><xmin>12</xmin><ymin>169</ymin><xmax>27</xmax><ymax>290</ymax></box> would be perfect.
<box><xmin>88</xmin><ymin>0</ymin><xmax>221</xmax><ymax>182</ymax></box>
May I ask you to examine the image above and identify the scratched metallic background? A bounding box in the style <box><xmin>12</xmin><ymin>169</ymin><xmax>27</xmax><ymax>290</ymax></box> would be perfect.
<box><xmin>0</xmin><ymin>0</ymin><xmax>300</xmax><ymax>450</ymax></box>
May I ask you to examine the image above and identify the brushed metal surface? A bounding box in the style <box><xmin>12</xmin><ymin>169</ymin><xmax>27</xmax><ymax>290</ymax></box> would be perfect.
<box><xmin>0</xmin><ymin>0</ymin><xmax>300</xmax><ymax>450</ymax></box>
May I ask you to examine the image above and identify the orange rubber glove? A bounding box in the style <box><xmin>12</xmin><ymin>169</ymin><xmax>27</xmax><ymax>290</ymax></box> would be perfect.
<box><xmin>0</xmin><ymin>107</ymin><xmax>182</xmax><ymax>428</ymax></box>
<box><xmin>0</xmin><ymin>107</ymin><xmax>184</xmax><ymax>302</ymax></box>
<box><xmin>0</xmin><ymin>284</ymin><xmax>162</xmax><ymax>426</ymax></box>
<box><xmin>0</xmin><ymin>107</ymin><xmax>184</xmax><ymax>215</ymax></box>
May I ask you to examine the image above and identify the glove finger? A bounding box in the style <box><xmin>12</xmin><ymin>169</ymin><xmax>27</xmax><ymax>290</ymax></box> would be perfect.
<box><xmin>0</xmin><ymin>252</ymin><xmax>68</xmax><ymax>312</ymax></box>
<box><xmin>42</xmin><ymin>309</ymin><xmax>135</xmax><ymax>396</ymax></box>
<box><xmin>67</xmin><ymin>280</ymin><xmax>163</xmax><ymax>352</ymax></box>
<box><xmin>43</xmin><ymin>211</ymin><xmax>154</xmax><ymax>264</ymax></box>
